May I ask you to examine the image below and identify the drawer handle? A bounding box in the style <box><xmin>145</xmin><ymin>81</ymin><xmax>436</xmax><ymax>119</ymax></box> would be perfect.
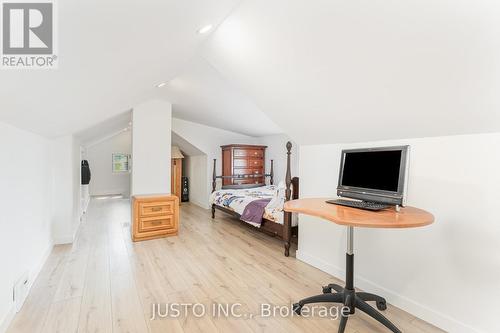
<box><xmin>151</xmin><ymin>207</ymin><xmax>162</xmax><ymax>212</ymax></box>
<box><xmin>152</xmin><ymin>220</ymin><xmax>163</xmax><ymax>225</ymax></box>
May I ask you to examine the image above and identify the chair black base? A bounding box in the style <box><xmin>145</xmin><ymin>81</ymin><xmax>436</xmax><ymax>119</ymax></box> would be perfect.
<box><xmin>292</xmin><ymin>253</ymin><xmax>401</xmax><ymax>333</ymax></box>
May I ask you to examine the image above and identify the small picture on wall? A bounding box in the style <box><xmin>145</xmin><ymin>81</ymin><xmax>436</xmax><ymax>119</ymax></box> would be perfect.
<box><xmin>112</xmin><ymin>153</ymin><xmax>130</xmax><ymax>173</ymax></box>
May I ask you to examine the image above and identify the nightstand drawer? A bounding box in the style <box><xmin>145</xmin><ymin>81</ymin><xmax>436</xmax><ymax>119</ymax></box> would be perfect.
<box><xmin>139</xmin><ymin>215</ymin><xmax>175</xmax><ymax>233</ymax></box>
<box><xmin>139</xmin><ymin>201</ymin><xmax>174</xmax><ymax>217</ymax></box>
<box><xmin>132</xmin><ymin>195</ymin><xmax>179</xmax><ymax>242</ymax></box>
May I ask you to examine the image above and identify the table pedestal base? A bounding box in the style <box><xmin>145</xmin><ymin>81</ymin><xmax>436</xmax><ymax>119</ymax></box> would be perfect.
<box><xmin>293</xmin><ymin>227</ymin><xmax>402</xmax><ymax>333</ymax></box>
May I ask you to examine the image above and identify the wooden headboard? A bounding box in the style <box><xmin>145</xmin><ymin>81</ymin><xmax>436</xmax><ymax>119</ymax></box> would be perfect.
<box><xmin>212</xmin><ymin>159</ymin><xmax>274</xmax><ymax>192</ymax></box>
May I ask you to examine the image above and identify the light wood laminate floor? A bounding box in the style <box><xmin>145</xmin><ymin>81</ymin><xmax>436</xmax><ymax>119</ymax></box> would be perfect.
<box><xmin>7</xmin><ymin>199</ymin><xmax>444</xmax><ymax>333</ymax></box>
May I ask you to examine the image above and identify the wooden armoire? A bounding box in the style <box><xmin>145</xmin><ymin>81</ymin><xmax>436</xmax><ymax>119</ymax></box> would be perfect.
<box><xmin>221</xmin><ymin>144</ymin><xmax>267</xmax><ymax>186</ymax></box>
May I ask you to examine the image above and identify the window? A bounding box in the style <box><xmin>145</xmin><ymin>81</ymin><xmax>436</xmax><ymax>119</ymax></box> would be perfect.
<box><xmin>112</xmin><ymin>153</ymin><xmax>130</xmax><ymax>173</ymax></box>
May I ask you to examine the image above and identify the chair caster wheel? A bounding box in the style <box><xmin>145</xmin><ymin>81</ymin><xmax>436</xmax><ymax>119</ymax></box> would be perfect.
<box><xmin>292</xmin><ymin>303</ymin><xmax>302</xmax><ymax>315</ymax></box>
<box><xmin>377</xmin><ymin>301</ymin><xmax>387</xmax><ymax>311</ymax></box>
<box><xmin>322</xmin><ymin>286</ymin><xmax>332</xmax><ymax>294</ymax></box>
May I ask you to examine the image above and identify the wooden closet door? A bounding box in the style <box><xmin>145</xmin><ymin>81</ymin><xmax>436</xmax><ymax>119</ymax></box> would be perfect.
<box><xmin>171</xmin><ymin>158</ymin><xmax>182</xmax><ymax>199</ymax></box>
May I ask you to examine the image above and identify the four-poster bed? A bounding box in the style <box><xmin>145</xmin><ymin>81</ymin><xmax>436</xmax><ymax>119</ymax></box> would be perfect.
<box><xmin>211</xmin><ymin>142</ymin><xmax>299</xmax><ymax>256</ymax></box>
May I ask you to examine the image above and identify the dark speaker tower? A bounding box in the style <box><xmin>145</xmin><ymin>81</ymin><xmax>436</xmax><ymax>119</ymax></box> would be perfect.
<box><xmin>181</xmin><ymin>177</ymin><xmax>189</xmax><ymax>202</ymax></box>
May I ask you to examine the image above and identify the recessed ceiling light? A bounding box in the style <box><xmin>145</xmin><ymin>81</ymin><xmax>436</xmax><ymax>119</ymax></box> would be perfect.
<box><xmin>198</xmin><ymin>24</ymin><xmax>213</xmax><ymax>34</ymax></box>
<box><xmin>156</xmin><ymin>82</ymin><xmax>167</xmax><ymax>88</ymax></box>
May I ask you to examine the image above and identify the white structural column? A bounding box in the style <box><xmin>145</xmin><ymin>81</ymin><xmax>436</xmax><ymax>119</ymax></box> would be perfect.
<box><xmin>131</xmin><ymin>100</ymin><xmax>172</xmax><ymax>196</ymax></box>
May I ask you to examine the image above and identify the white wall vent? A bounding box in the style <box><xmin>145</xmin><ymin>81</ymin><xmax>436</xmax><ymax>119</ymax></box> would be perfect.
<box><xmin>13</xmin><ymin>273</ymin><xmax>30</xmax><ymax>312</ymax></box>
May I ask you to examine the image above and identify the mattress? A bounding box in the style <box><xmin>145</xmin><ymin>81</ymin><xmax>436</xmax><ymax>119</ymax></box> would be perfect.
<box><xmin>209</xmin><ymin>184</ymin><xmax>298</xmax><ymax>228</ymax></box>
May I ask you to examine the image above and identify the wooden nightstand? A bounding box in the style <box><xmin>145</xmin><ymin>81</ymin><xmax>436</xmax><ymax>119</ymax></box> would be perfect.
<box><xmin>132</xmin><ymin>195</ymin><xmax>179</xmax><ymax>242</ymax></box>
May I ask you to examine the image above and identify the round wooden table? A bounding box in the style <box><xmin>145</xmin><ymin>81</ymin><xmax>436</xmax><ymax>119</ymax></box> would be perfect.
<box><xmin>284</xmin><ymin>198</ymin><xmax>434</xmax><ymax>333</ymax></box>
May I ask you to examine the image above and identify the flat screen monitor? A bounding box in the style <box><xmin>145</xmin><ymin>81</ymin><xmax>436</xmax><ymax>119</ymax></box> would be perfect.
<box><xmin>337</xmin><ymin>146</ymin><xmax>409</xmax><ymax>205</ymax></box>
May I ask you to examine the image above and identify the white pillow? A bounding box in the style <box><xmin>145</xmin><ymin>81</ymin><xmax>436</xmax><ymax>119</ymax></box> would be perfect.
<box><xmin>267</xmin><ymin>181</ymin><xmax>286</xmax><ymax>210</ymax></box>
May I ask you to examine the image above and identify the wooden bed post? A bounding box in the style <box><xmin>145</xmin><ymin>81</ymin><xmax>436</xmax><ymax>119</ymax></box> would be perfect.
<box><xmin>212</xmin><ymin>159</ymin><xmax>217</xmax><ymax>219</ymax></box>
<box><xmin>212</xmin><ymin>159</ymin><xmax>217</xmax><ymax>193</ymax></box>
<box><xmin>270</xmin><ymin>160</ymin><xmax>274</xmax><ymax>185</ymax></box>
<box><xmin>284</xmin><ymin>141</ymin><xmax>293</xmax><ymax>257</ymax></box>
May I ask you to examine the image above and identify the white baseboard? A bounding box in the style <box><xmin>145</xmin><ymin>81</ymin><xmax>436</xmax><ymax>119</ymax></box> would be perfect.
<box><xmin>296</xmin><ymin>250</ymin><xmax>480</xmax><ymax>333</ymax></box>
<box><xmin>52</xmin><ymin>234</ymin><xmax>74</xmax><ymax>245</ymax></box>
<box><xmin>90</xmin><ymin>190</ymin><xmax>126</xmax><ymax>197</ymax></box>
<box><xmin>189</xmin><ymin>199</ymin><xmax>209</xmax><ymax>210</ymax></box>
<box><xmin>73</xmin><ymin>217</ymin><xmax>83</xmax><ymax>243</ymax></box>
<box><xmin>30</xmin><ymin>243</ymin><xmax>53</xmax><ymax>290</ymax></box>
<box><xmin>0</xmin><ymin>242</ymin><xmax>54</xmax><ymax>333</ymax></box>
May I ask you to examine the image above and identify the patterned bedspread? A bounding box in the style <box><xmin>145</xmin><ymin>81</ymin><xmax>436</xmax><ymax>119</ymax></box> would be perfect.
<box><xmin>209</xmin><ymin>185</ymin><xmax>289</xmax><ymax>227</ymax></box>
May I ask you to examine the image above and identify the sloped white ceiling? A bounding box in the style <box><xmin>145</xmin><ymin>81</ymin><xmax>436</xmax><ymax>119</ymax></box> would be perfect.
<box><xmin>171</xmin><ymin>131</ymin><xmax>204</xmax><ymax>156</ymax></box>
<box><xmin>0</xmin><ymin>0</ymin><xmax>239</xmax><ymax>138</ymax></box>
<box><xmin>203</xmin><ymin>0</ymin><xmax>500</xmax><ymax>144</ymax></box>
<box><xmin>75</xmin><ymin>111</ymin><xmax>131</xmax><ymax>147</ymax></box>
<box><xmin>3</xmin><ymin>0</ymin><xmax>500</xmax><ymax>144</ymax></box>
<box><xmin>163</xmin><ymin>57</ymin><xmax>282</xmax><ymax>136</ymax></box>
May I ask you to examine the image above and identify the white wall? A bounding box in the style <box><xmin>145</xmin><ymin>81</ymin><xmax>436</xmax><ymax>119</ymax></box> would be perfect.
<box><xmin>132</xmin><ymin>100</ymin><xmax>172</xmax><ymax>196</ymax></box>
<box><xmin>50</xmin><ymin>136</ymin><xmax>78</xmax><ymax>245</ymax></box>
<box><xmin>183</xmin><ymin>155</ymin><xmax>208</xmax><ymax>208</ymax></box>
<box><xmin>85</xmin><ymin>130</ymin><xmax>132</xmax><ymax>197</ymax></box>
<box><xmin>73</xmin><ymin>138</ymin><xmax>83</xmax><ymax>236</ymax></box>
<box><xmin>297</xmin><ymin>133</ymin><xmax>500</xmax><ymax>333</ymax></box>
<box><xmin>0</xmin><ymin>122</ymin><xmax>54</xmax><ymax>332</ymax></box>
<box><xmin>257</xmin><ymin>134</ymin><xmax>299</xmax><ymax>185</ymax></box>
<box><xmin>172</xmin><ymin>117</ymin><xmax>259</xmax><ymax>208</ymax></box>
<box><xmin>80</xmin><ymin>147</ymin><xmax>90</xmax><ymax>216</ymax></box>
